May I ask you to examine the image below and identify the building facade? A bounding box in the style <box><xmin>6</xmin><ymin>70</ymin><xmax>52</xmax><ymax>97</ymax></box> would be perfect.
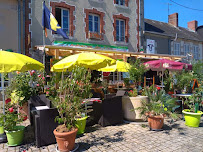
<box><xmin>27</xmin><ymin>0</ymin><xmax>143</xmax><ymax>61</ymax></box>
<box><xmin>143</xmin><ymin>13</ymin><xmax>203</xmax><ymax>61</ymax></box>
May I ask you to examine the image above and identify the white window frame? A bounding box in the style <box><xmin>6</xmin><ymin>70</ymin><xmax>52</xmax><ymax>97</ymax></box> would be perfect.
<box><xmin>116</xmin><ymin>0</ymin><xmax>125</xmax><ymax>6</ymax></box>
<box><xmin>174</xmin><ymin>42</ymin><xmax>180</xmax><ymax>55</ymax></box>
<box><xmin>56</xmin><ymin>7</ymin><xmax>69</xmax><ymax>35</ymax></box>
<box><xmin>88</xmin><ymin>14</ymin><xmax>100</xmax><ymax>33</ymax></box>
<box><xmin>193</xmin><ymin>45</ymin><xmax>199</xmax><ymax>60</ymax></box>
<box><xmin>61</xmin><ymin>8</ymin><xmax>69</xmax><ymax>35</ymax></box>
<box><xmin>183</xmin><ymin>43</ymin><xmax>190</xmax><ymax>56</ymax></box>
<box><xmin>116</xmin><ymin>19</ymin><xmax>125</xmax><ymax>42</ymax></box>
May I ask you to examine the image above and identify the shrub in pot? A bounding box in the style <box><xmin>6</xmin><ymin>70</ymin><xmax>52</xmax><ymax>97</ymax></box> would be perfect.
<box><xmin>52</xmin><ymin>66</ymin><xmax>92</xmax><ymax>151</ymax></box>
<box><xmin>183</xmin><ymin>87</ymin><xmax>203</xmax><ymax>127</ymax></box>
<box><xmin>1</xmin><ymin>97</ymin><xmax>26</xmax><ymax>146</ymax></box>
<box><xmin>122</xmin><ymin>88</ymin><xmax>148</xmax><ymax>121</ymax></box>
<box><xmin>136</xmin><ymin>87</ymin><xmax>178</xmax><ymax>130</ymax></box>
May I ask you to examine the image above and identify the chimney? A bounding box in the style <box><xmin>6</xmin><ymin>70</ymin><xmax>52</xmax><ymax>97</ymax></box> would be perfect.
<box><xmin>168</xmin><ymin>13</ymin><xmax>178</xmax><ymax>27</ymax></box>
<box><xmin>188</xmin><ymin>20</ymin><xmax>198</xmax><ymax>31</ymax></box>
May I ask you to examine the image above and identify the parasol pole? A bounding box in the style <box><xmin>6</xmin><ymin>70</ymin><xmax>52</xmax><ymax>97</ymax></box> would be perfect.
<box><xmin>1</xmin><ymin>73</ymin><xmax>5</xmax><ymax>115</ymax></box>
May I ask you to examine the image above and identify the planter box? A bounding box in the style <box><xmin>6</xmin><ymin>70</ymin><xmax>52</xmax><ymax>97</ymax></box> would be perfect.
<box><xmin>122</xmin><ymin>96</ymin><xmax>148</xmax><ymax>121</ymax></box>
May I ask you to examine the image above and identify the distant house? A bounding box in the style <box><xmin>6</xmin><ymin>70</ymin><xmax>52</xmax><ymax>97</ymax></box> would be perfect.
<box><xmin>143</xmin><ymin>13</ymin><xmax>203</xmax><ymax>61</ymax></box>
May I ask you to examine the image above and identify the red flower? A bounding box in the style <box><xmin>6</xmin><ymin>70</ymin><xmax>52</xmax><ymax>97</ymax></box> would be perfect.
<box><xmin>47</xmin><ymin>88</ymin><xmax>50</xmax><ymax>90</ymax></box>
<box><xmin>38</xmin><ymin>74</ymin><xmax>41</xmax><ymax>78</ymax></box>
<box><xmin>20</xmin><ymin>107</ymin><xmax>23</xmax><ymax>110</ymax></box>
<box><xmin>9</xmin><ymin>107</ymin><xmax>14</xmax><ymax>113</ymax></box>
<box><xmin>42</xmin><ymin>77</ymin><xmax>45</xmax><ymax>80</ymax></box>
<box><xmin>156</xmin><ymin>87</ymin><xmax>161</xmax><ymax>90</ymax></box>
<box><xmin>5</xmin><ymin>98</ymin><xmax>11</xmax><ymax>104</ymax></box>
<box><xmin>23</xmin><ymin>116</ymin><xmax>28</xmax><ymax>121</ymax></box>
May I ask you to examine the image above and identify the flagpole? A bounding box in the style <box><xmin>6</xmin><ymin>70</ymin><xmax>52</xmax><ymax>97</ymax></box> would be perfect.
<box><xmin>42</xmin><ymin>1</ymin><xmax>46</xmax><ymax>66</ymax></box>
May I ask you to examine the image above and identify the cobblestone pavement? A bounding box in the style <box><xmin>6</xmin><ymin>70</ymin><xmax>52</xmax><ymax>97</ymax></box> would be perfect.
<box><xmin>0</xmin><ymin>118</ymin><xmax>203</xmax><ymax>152</ymax></box>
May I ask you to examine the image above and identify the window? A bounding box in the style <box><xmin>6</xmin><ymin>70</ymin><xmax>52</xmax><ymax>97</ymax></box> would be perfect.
<box><xmin>183</xmin><ymin>44</ymin><xmax>190</xmax><ymax>56</ymax></box>
<box><xmin>89</xmin><ymin>14</ymin><xmax>100</xmax><ymax>33</ymax></box>
<box><xmin>55</xmin><ymin>8</ymin><xmax>69</xmax><ymax>34</ymax></box>
<box><xmin>113</xmin><ymin>14</ymin><xmax>129</xmax><ymax>43</ymax></box>
<box><xmin>116</xmin><ymin>0</ymin><xmax>125</xmax><ymax>5</ymax></box>
<box><xmin>193</xmin><ymin>45</ymin><xmax>199</xmax><ymax>60</ymax></box>
<box><xmin>50</xmin><ymin>2</ymin><xmax>75</xmax><ymax>37</ymax></box>
<box><xmin>174</xmin><ymin>42</ymin><xmax>180</xmax><ymax>55</ymax></box>
<box><xmin>114</xmin><ymin>0</ymin><xmax>129</xmax><ymax>6</ymax></box>
<box><xmin>84</xmin><ymin>8</ymin><xmax>105</xmax><ymax>39</ymax></box>
<box><xmin>116</xmin><ymin>19</ymin><xmax>125</xmax><ymax>41</ymax></box>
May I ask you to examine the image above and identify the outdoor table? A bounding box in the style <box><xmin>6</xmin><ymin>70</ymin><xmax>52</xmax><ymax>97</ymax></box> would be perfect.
<box><xmin>172</xmin><ymin>93</ymin><xmax>192</xmax><ymax>119</ymax></box>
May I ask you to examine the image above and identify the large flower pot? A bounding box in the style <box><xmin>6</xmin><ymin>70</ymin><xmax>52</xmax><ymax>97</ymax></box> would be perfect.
<box><xmin>182</xmin><ymin>109</ymin><xmax>203</xmax><ymax>127</ymax></box>
<box><xmin>75</xmin><ymin>116</ymin><xmax>88</xmax><ymax>135</ymax></box>
<box><xmin>122</xmin><ymin>96</ymin><xmax>148</xmax><ymax>121</ymax></box>
<box><xmin>5</xmin><ymin>126</ymin><xmax>25</xmax><ymax>146</ymax></box>
<box><xmin>148</xmin><ymin>116</ymin><xmax>164</xmax><ymax>130</ymax></box>
<box><xmin>0</xmin><ymin>126</ymin><xmax>4</xmax><ymax>134</ymax></box>
<box><xmin>53</xmin><ymin>128</ymin><xmax>78</xmax><ymax>152</ymax></box>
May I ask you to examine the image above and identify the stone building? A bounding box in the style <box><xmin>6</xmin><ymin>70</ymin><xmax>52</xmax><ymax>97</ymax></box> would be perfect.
<box><xmin>27</xmin><ymin>0</ymin><xmax>143</xmax><ymax>60</ymax></box>
<box><xmin>144</xmin><ymin>13</ymin><xmax>203</xmax><ymax>61</ymax></box>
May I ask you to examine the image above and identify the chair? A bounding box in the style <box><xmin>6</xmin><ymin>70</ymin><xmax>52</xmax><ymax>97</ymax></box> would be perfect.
<box><xmin>28</xmin><ymin>94</ymin><xmax>59</xmax><ymax>147</ymax></box>
<box><xmin>93</xmin><ymin>91</ymin><xmax>126</xmax><ymax>127</ymax></box>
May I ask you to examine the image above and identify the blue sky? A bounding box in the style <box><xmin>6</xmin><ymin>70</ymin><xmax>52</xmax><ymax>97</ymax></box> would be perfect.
<box><xmin>144</xmin><ymin>0</ymin><xmax>203</xmax><ymax>28</ymax></box>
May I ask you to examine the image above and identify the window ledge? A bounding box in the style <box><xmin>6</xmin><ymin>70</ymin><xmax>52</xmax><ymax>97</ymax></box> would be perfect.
<box><xmin>114</xmin><ymin>41</ymin><xmax>128</xmax><ymax>46</ymax></box>
<box><xmin>114</xmin><ymin>4</ymin><xmax>129</xmax><ymax>9</ymax></box>
<box><xmin>53</xmin><ymin>34</ymin><xmax>74</xmax><ymax>40</ymax></box>
<box><xmin>90</xmin><ymin>0</ymin><xmax>104</xmax><ymax>3</ymax></box>
<box><xmin>87</xmin><ymin>38</ymin><xmax>105</xmax><ymax>43</ymax></box>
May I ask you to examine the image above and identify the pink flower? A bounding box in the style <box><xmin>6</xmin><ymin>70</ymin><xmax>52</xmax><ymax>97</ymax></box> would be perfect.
<box><xmin>46</xmin><ymin>91</ymin><xmax>49</xmax><ymax>95</ymax></box>
<box><xmin>31</xmin><ymin>70</ymin><xmax>35</xmax><ymax>73</ymax></box>
<box><xmin>38</xmin><ymin>74</ymin><xmax>41</xmax><ymax>78</ymax></box>
<box><xmin>9</xmin><ymin>107</ymin><xmax>14</xmax><ymax>113</ymax></box>
<box><xmin>42</xmin><ymin>77</ymin><xmax>45</xmax><ymax>80</ymax></box>
<box><xmin>36</xmin><ymin>84</ymin><xmax>40</xmax><ymax>87</ymax></box>
<box><xmin>5</xmin><ymin>98</ymin><xmax>11</xmax><ymax>104</ymax></box>
<box><xmin>46</xmin><ymin>75</ymin><xmax>50</xmax><ymax>77</ymax></box>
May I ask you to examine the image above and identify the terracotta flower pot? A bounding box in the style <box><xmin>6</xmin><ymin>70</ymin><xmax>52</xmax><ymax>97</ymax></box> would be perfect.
<box><xmin>53</xmin><ymin>128</ymin><xmax>78</xmax><ymax>152</ymax></box>
<box><xmin>148</xmin><ymin>116</ymin><xmax>164</xmax><ymax>130</ymax></box>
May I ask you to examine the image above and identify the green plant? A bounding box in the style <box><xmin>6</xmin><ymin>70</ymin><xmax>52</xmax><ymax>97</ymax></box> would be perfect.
<box><xmin>5</xmin><ymin>72</ymin><xmax>33</xmax><ymax>106</ymax></box>
<box><xmin>185</xmin><ymin>86</ymin><xmax>203</xmax><ymax>113</ymax></box>
<box><xmin>128</xmin><ymin>88</ymin><xmax>138</xmax><ymax>97</ymax></box>
<box><xmin>128</xmin><ymin>58</ymin><xmax>147</xmax><ymax>85</ymax></box>
<box><xmin>5</xmin><ymin>70</ymin><xmax>46</xmax><ymax>106</ymax></box>
<box><xmin>173</xmin><ymin>70</ymin><xmax>194</xmax><ymax>93</ymax></box>
<box><xmin>52</xmin><ymin>66</ymin><xmax>92</xmax><ymax>132</ymax></box>
<box><xmin>191</xmin><ymin>60</ymin><xmax>203</xmax><ymax>82</ymax></box>
<box><xmin>137</xmin><ymin>88</ymin><xmax>178</xmax><ymax>119</ymax></box>
<box><xmin>0</xmin><ymin>98</ymin><xmax>25</xmax><ymax>131</ymax></box>
<box><xmin>164</xmin><ymin>73</ymin><xmax>173</xmax><ymax>93</ymax></box>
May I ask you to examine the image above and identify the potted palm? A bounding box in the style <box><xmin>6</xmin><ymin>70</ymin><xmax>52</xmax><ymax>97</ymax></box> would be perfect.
<box><xmin>52</xmin><ymin>66</ymin><xmax>92</xmax><ymax>152</ymax></box>
<box><xmin>137</xmin><ymin>87</ymin><xmax>178</xmax><ymax>130</ymax></box>
<box><xmin>182</xmin><ymin>87</ymin><xmax>203</xmax><ymax>127</ymax></box>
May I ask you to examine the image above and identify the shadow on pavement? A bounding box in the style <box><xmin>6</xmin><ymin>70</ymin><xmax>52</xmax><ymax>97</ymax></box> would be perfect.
<box><xmin>77</xmin><ymin>130</ymin><xmax>125</xmax><ymax>151</ymax></box>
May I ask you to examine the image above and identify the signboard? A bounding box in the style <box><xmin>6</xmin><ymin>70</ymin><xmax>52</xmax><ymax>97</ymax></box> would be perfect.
<box><xmin>53</xmin><ymin>41</ymin><xmax>129</xmax><ymax>52</ymax></box>
<box><xmin>146</xmin><ymin>39</ymin><xmax>155</xmax><ymax>54</ymax></box>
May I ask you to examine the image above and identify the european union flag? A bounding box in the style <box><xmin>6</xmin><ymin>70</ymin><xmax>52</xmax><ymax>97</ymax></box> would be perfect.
<box><xmin>42</xmin><ymin>2</ymin><xmax>69</xmax><ymax>39</ymax></box>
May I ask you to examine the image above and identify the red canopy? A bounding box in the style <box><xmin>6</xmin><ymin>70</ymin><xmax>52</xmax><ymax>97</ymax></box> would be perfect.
<box><xmin>144</xmin><ymin>59</ymin><xmax>192</xmax><ymax>71</ymax></box>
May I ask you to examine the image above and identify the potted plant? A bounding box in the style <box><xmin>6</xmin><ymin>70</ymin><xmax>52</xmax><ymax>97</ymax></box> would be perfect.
<box><xmin>182</xmin><ymin>87</ymin><xmax>203</xmax><ymax>127</ymax></box>
<box><xmin>137</xmin><ymin>87</ymin><xmax>178</xmax><ymax>130</ymax></box>
<box><xmin>52</xmin><ymin>66</ymin><xmax>92</xmax><ymax>151</ymax></box>
<box><xmin>173</xmin><ymin>70</ymin><xmax>194</xmax><ymax>94</ymax></box>
<box><xmin>1</xmin><ymin>96</ymin><xmax>26</xmax><ymax>146</ymax></box>
<box><xmin>122</xmin><ymin>58</ymin><xmax>148</xmax><ymax>121</ymax></box>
